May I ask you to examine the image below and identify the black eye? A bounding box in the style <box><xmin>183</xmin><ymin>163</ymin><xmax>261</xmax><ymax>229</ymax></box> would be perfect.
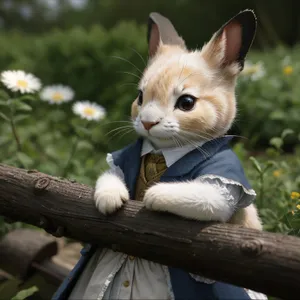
<box><xmin>138</xmin><ymin>90</ymin><xmax>143</xmax><ymax>105</ymax></box>
<box><xmin>175</xmin><ymin>95</ymin><xmax>196</xmax><ymax>111</ymax></box>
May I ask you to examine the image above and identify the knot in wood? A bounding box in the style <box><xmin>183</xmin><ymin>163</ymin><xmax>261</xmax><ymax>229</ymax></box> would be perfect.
<box><xmin>27</xmin><ymin>169</ymin><xmax>38</xmax><ymax>174</ymax></box>
<box><xmin>241</xmin><ymin>239</ymin><xmax>263</xmax><ymax>257</ymax></box>
<box><xmin>35</xmin><ymin>177</ymin><xmax>50</xmax><ymax>190</ymax></box>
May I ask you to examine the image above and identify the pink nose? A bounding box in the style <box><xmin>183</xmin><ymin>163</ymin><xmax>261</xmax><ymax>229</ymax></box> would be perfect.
<box><xmin>141</xmin><ymin>121</ymin><xmax>159</xmax><ymax>131</ymax></box>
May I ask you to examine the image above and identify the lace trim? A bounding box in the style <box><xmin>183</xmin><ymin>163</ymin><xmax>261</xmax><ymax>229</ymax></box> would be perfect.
<box><xmin>198</xmin><ymin>174</ymin><xmax>256</xmax><ymax>196</ymax></box>
<box><xmin>96</xmin><ymin>253</ymin><xmax>127</xmax><ymax>300</ymax></box>
<box><xmin>162</xmin><ymin>266</ymin><xmax>175</xmax><ymax>300</ymax></box>
<box><xmin>106</xmin><ymin>153</ymin><xmax>125</xmax><ymax>180</ymax></box>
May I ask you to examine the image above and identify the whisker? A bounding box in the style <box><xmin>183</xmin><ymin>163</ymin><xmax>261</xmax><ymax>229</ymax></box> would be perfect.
<box><xmin>224</xmin><ymin>134</ymin><xmax>248</xmax><ymax>140</ymax></box>
<box><xmin>105</xmin><ymin>125</ymin><xmax>133</xmax><ymax>137</ymax></box>
<box><xmin>179</xmin><ymin>129</ymin><xmax>222</xmax><ymax>151</ymax></box>
<box><xmin>178</xmin><ymin>125</ymin><xmax>221</xmax><ymax>140</ymax></box>
<box><xmin>183</xmin><ymin>137</ymin><xmax>211</xmax><ymax>158</ymax></box>
<box><xmin>101</xmin><ymin>120</ymin><xmax>133</xmax><ymax>127</ymax></box>
<box><xmin>118</xmin><ymin>82</ymin><xmax>139</xmax><ymax>89</ymax></box>
<box><xmin>179</xmin><ymin>127</ymin><xmax>214</xmax><ymax>140</ymax></box>
<box><xmin>176</xmin><ymin>135</ymin><xmax>185</xmax><ymax>148</ymax></box>
<box><xmin>107</xmin><ymin>128</ymin><xmax>134</xmax><ymax>142</ymax></box>
<box><xmin>103</xmin><ymin>120</ymin><xmax>132</xmax><ymax>124</ymax></box>
<box><xmin>172</xmin><ymin>136</ymin><xmax>180</xmax><ymax>148</ymax></box>
<box><xmin>115</xmin><ymin>128</ymin><xmax>135</xmax><ymax>141</ymax></box>
<box><xmin>110</xmin><ymin>55</ymin><xmax>143</xmax><ymax>75</ymax></box>
<box><xmin>129</xmin><ymin>47</ymin><xmax>147</xmax><ymax>67</ymax></box>
<box><xmin>175</xmin><ymin>133</ymin><xmax>211</xmax><ymax>158</ymax></box>
<box><xmin>117</xmin><ymin>71</ymin><xmax>141</xmax><ymax>80</ymax></box>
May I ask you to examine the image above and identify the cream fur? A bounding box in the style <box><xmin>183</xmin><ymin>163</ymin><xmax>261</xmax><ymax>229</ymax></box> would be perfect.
<box><xmin>229</xmin><ymin>204</ymin><xmax>262</xmax><ymax>230</ymax></box>
<box><xmin>133</xmin><ymin>45</ymin><xmax>237</xmax><ymax>149</ymax></box>
<box><xmin>143</xmin><ymin>181</ymin><xmax>234</xmax><ymax>222</ymax></box>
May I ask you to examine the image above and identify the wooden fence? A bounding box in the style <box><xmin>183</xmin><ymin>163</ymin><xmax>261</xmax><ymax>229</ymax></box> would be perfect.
<box><xmin>1</xmin><ymin>163</ymin><xmax>300</xmax><ymax>299</ymax></box>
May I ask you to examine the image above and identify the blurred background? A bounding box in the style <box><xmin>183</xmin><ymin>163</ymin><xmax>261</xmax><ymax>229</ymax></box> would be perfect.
<box><xmin>0</xmin><ymin>1</ymin><xmax>299</xmax><ymax>299</ymax></box>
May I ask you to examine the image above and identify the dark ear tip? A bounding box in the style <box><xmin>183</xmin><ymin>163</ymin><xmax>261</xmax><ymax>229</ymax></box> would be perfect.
<box><xmin>239</xmin><ymin>9</ymin><xmax>257</xmax><ymax>19</ymax></box>
<box><xmin>235</xmin><ymin>9</ymin><xmax>257</xmax><ymax>28</ymax></box>
<box><xmin>234</xmin><ymin>10</ymin><xmax>257</xmax><ymax>68</ymax></box>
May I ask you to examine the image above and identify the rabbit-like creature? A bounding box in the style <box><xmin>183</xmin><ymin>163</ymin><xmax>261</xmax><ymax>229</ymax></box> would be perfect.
<box><xmin>55</xmin><ymin>10</ymin><xmax>267</xmax><ymax>300</ymax></box>
<box><xmin>94</xmin><ymin>11</ymin><xmax>262</xmax><ymax>230</ymax></box>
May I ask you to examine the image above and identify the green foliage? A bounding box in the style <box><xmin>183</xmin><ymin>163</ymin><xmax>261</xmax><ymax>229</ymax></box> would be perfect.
<box><xmin>0</xmin><ymin>22</ymin><xmax>299</xmax><ymax>240</ymax></box>
<box><xmin>0</xmin><ymin>22</ymin><xmax>146</xmax><ymax>183</ymax></box>
<box><xmin>1</xmin><ymin>24</ymin><xmax>300</xmax><ymax>148</ymax></box>
<box><xmin>234</xmin><ymin>131</ymin><xmax>300</xmax><ymax>236</ymax></box>
<box><xmin>236</xmin><ymin>46</ymin><xmax>300</xmax><ymax>147</ymax></box>
<box><xmin>11</xmin><ymin>286</ymin><xmax>38</xmax><ymax>300</ymax></box>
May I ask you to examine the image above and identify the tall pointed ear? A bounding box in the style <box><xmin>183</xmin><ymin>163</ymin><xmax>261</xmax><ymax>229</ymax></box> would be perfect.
<box><xmin>147</xmin><ymin>12</ymin><xmax>186</xmax><ymax>58</ymax></box>
<box><xmin>201</xmin><ymin>10</ymin><xmax>257</xmax><ymax>74</ymax></box>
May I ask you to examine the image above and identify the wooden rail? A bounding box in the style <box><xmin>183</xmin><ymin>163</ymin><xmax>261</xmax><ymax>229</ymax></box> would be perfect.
<box><xmin>0</xmin><ymin>163</ymin><xmax>300</xmax><ymax>299</ymax></box>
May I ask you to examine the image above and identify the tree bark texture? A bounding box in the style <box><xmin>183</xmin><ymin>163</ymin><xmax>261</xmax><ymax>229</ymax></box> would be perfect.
<box><xmin>0</xmin><ymin>163</ymin><xmax>300</xmax><ymax>299</ymax></box>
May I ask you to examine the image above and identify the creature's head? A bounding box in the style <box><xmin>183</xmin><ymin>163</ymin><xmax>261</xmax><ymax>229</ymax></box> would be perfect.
<box><xmin>132</xmin><ymin>10</ymin><xmax>256</xmax><ymax>148</ymax></box>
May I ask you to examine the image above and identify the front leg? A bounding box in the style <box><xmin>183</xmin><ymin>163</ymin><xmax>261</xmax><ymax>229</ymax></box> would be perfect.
<box><xmin>143</xmin><ymin>181</ymin><xmax>234</xmax><ymax>222</ymax></box>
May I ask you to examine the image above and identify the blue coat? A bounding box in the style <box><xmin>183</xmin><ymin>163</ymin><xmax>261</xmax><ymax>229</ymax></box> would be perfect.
<box><xmin>53</xmin><ymin>137</ymin><xmax>253</xmax><ymax>299</ymax></box>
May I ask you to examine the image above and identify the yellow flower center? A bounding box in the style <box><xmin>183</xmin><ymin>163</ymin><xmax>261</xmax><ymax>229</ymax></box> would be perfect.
<box><xmin>283</xmin><ymin>65</ymin><xmax>293</xmax><ymax>75</ymax></box>
<box><xmin>297</xmin><ymin>204</ymin><xmax>300</xmax><ymax>210</ymax></box>
<box><xmin>83</xmin><ymin>107</ymin><xmax>96</xmax><ymax>116</ymax></box>
<box><xmin>52</xmin><ymin>92</ymin><xmax>64</xmax><ymax>102</ymax></box>
<box><xmin>273</xmin><ymin>170</ymin><xmax>281</xmax><ymax>178</ymax></box>
<box><xmin>17</xmin><ymin>80</ymin><xmax>28</xmax><ymax>88</ymax></box>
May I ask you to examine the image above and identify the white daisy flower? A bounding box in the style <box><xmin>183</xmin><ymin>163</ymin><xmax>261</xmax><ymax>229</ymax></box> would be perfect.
<box><xmin>1</xmin><ymin>70</ymin><xmax>41</xmax><ymax>93</ymax></box>
<box><xmin>73</xmin><ymin>101</ymin><xmax>106</xmax><ymax>121</ymax></box>
<box><xmin>241</xmin><ymin>61</ymin><xmax>266</xmax><ymax>81</ymax></box>
<box><xmin>40</xmin><ymin>85</ymin><xmax>74</xmax><ymax>104</ymax></box>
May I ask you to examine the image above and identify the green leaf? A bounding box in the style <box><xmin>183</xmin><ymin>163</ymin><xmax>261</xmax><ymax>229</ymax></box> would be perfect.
<box><xmin>9</xmin><ymin>99</ymin><xmax>32</xmax><ymax>112</ymax></box>
<box><xmin>77</xmin><ymin>140</ymin><xmax>94</xmax><ymax>151</ymax></box>
<box><xmin>281</xmin><ymin>212</ymin><xmax>300</xmax><ymax>236</ymax></box>
<box><xmin>0</xmin><ymin>99</ymin><xmax>7</xmax><ymax>106</ymax></box>
<box><xmin>269</xmin><ymin>110</ymin><xmax>285</xmax><ymax>120</ymax></box>
<box><xmin>269</xmin><ymin>137</ymin><xmax>283</xmax><ymax>150</ymax></box>
<box><xmin>14</xmin><ymin>114</ymin><xmax>30</xmax><ymax>123</ymax></box>
<box><xmin>281</xmin><ymin>129</ymin><xmax>294</xmax><ymax>140</ymax></box>
<box><xmin>19</xmin><ymin>95</ymin><xmax>37</xmax><ymax>102</ymax></box>
<box><xmin>11</xmin><ymin>286</ymin><xmax>39</xmax><ymax>300</ymax></box>
<box><xmin>15</xmin><ymin>102</ymin><xmax>32</xmax><ymax>112</ymax></box>
<box><xmin>0</xmin><ymin>112</ymin><xmax>9</xmax><ymax>122</ymax></box>
<box><xmin>0</xmin><ymin>88</ymin><xmax>10</xmax><ymax>100</ymax></box>
<box><xmin>75</xmin><ymin>126</ymin><xmax>91</xmax><ymax>137</ymax></box>
<box><xmin>249</xmin><ymin>156</ymin><xmax>262</xmax><ymax>174</ymax></box>
<box><xmin>16</xmin><ymin>152</ymin><xmax>34</xmax><ymax>168</ymax></box>
<box><xmin>262</xmin><ymin>160</ymin><xmax>277</xmax><ymax>173</ymax></box>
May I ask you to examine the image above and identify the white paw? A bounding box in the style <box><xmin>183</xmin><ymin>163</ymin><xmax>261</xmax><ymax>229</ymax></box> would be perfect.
<box><xmin>94</xmin><ymin>172</ymin><xmax>129</xmax><ymax>215</ymax></box>
<box><xmin>143</xmin><ymin>184</ymin><xmax>170</xmax><ymax>211</ymax></box>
